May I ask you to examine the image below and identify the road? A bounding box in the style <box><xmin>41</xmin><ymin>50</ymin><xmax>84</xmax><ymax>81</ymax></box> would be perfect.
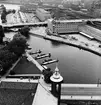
<box><xmin>61</xmin><ymin>87</ymin><xmax>101</xmax><ymax>96</ymax></box>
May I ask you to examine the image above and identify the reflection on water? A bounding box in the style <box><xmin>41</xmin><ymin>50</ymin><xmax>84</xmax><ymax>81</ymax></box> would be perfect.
<box><xmin>5</xmin><ymin>32</ymin><xmax>101</xmax><ymax>84</ymax></box>
<box><xmin>50</xmin><ymin>41</ymin><xmax>64</xmax><ymax>48</ymax></box>
<box><xmin>28</xmin><ymin>35</ymin><xmax>101</xmax><ymax>84</ymax></box>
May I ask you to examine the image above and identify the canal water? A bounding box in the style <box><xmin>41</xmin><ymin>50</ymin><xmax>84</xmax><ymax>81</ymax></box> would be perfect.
<box><xmin>5</xmin><ymin>32</ymin><xmax>101</xmax><ymax>84</ymax></box>
<box><xmin>27</xmin><ymin>34</ymin><xmax>101</xmax><ymax>84</ymax></box>
<box><xmin>3</xmin><ymin>3</ymin><xmax>101</xmax><ymax>84</ymax></box>
<box><xmin>5</xmin><ymin>30</ymin><xmax>101</xmax><ymax>85</ymax></box>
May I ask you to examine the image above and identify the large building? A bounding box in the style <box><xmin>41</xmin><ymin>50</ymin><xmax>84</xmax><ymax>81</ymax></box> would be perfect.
<box><xmin>20</xmin><ymin>4</ymin><xmax>38</xmax><ymax>13</ymax></box>
<box><xmin>36</xmin><ymin>8</ymin><xmax>51</xmax><ymax>21</ymax></box>
<box><xmin>47</xmin><ymin>19</ymin><xmax>86</xmax><ymax>34</ymax></box>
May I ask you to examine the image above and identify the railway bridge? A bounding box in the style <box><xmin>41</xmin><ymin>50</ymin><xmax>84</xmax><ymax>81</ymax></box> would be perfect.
<box><xmin>1</xmin><ymin>18</ymin><xmax>101</xmax><ymax>28</ymax></box>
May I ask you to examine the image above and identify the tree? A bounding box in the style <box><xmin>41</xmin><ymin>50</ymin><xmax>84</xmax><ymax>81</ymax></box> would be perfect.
<box><xmin>19</xmin><ymin>26</ymin><xmax>30</xmax><ymax>37</ymax></box>
<box><xmin>1</xmin><ymin>5</ymin><xmax>6</xmax><ymax>13</ymax></box>
<box><xmin>0</xmin><ymin>25</ymin><xmax>5</xmax><ymax>44</ymax></box>
<box><xmin>1</xmin><ymin>5</ymin><xmax>7</xmax><ymax>23</ymax></box>
<box><xmin>0</xmin><ymin>49</ymin><xmax>18</xmax><ymax>75</ymax></box>
<box><xmin>12</xmin><ymin>9</ymin><xmax>16</xmax><ymax>14</ymax></box>
<box><xmin>8</xmin><ymin>33</ymin><xmax>27</xmax><ymax>56</ymax></box>
<box><xmin>42</xmin><ymin>69</ymin><xmax>53</xmax><ymax>83</ymax></box>
<box><xmin>0</xmin><ymin>64</ymin><xmax>3</xmax><ymax>76</ymax></box>
<box><xmin>0</xmin><ymin>46</ymin><xmax>18</xmax><ymax>75</ymax></box>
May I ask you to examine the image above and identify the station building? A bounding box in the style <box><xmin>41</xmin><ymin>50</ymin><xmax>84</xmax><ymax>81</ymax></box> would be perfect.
<box><xmin>36</xmin><ymin>8</ymin><xmax>51</xmax><ymax>21</ymax></box>
<box><xmin>47</xmin><ymin>19</ymin><xmax>86</xmax><ymax>34</ymax></box>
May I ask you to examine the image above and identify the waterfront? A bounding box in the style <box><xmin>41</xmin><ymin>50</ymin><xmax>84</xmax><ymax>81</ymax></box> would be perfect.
<box><xmin>28</xmin><ymin>35</ymin><xmax>101</xmax><ymax>84</ymax></box>
<box><xmin>5</xmin><ymin>32</ymin><xmax>101</xmax><ymax>84</ymax></box>
<box><xmin>2</xmin><ymin>3</ymin><xmax>101</xmax><ymax>84</ymax></box>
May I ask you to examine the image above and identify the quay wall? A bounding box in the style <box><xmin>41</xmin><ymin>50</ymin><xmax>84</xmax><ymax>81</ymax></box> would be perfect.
<box><xmin>30</xmin><ymin>31</ymin><xmax>101</xmax><ymax>57</ymax></box>
<box><xmin>43</xmin><ymin>36</ymin><xmax>101</xmax><ymax>57</ymax></box>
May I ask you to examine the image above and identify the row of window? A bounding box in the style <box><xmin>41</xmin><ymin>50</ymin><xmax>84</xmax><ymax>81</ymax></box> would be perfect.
<box><xmin>55</xmin><ymin>25</ymin><xmax>78</xmax><ymax>28</ymax></box>
<box><xmin>53</xmin><ymin>22</ymin><xmax>83</xmax><ymax>25</ymax></box>
<box><xmin>54</xmin><ymin>25</ymin><xmax>78</xmax><ymax>29</ymax></box>
<box><xmin>53</xmin><ymin>28</ymin><xmax>78</xmax><ymax>33</ymax></box>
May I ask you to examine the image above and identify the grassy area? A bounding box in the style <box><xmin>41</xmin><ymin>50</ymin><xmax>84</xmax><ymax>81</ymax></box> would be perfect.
<box><xmin>12</xmin><ymin>56</ymin><xmax>41</xmax><ymax>74</ymax></box>
<box><xmin>0</xmin><ymin>44</ymin><xmax>5</xmax><ymax>50</ymax></box>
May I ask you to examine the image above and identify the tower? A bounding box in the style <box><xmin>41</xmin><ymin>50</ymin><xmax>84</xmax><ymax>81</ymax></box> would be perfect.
<box><xmin>50</xmin><ymin>64</ymin><xmax>63</xmax><ymax>105</ymax></box>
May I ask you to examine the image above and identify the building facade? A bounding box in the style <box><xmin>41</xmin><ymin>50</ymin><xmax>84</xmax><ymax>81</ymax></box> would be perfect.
<box><xmin>36</xmin><ymin>8</ymin><xmax>51</xmax><ymax>21</ymax></box>
<box><xmin>47</xmin><ymin>19</ymin><xmax>86</xmax><ymax>34</ymax></box>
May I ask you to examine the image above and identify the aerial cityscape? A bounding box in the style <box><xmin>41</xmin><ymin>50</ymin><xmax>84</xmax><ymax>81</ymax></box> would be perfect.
<box><xmin>0</xmin><ymin>0</ymin><xmax>101</xmax><ymax>105</ymax></box>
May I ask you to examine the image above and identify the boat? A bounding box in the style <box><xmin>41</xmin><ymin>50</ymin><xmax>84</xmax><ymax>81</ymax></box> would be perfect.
<box><xmin>34</xmin><ymin>53</ymin><xmax>51</xmax><ymax>60</ymax></box>
<box><xmin>42</xmin><ymin>59</ymin><xmax>53</xmax><ymax>63</ymax></box>
<box><xmin>41</xmin><ymin>59</ymin><xmax>59</xmax><ymax>65</ymax></box>
<box><xmin>28</xmin><ymin>50</ymin><xmax>42</xmax><ymax>55</ymax></box>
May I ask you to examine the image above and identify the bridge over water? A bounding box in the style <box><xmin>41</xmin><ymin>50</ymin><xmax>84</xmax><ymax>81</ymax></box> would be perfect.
<box><xmin>2</xmin><ymin>18</ymin><xmax>101</xmax><ymax>28</ymax></box>
<box><xmin>2</xmin><ymin>22</ymin><xmax>47</xmax><ymax>28</ymax></box>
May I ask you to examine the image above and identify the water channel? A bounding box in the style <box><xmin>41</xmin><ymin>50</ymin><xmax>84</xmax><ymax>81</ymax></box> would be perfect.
<box><xmin>3</xmin><ymin>3</ymin><xmax>101</xmax><ymax>84</ymax></box>
<box><xmin>5</xmin><ymin>32</ymin><xmax>101</xmax><ymax>84</ymax></box>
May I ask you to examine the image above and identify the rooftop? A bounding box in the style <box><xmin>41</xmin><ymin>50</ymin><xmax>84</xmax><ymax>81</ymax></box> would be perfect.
<box><xmin>54</xmin><ymin>19</ymin><xmax>85</xmax><ymax>23</ymax></box>
<box><xmin>37</xmin><ymin>8</ymin><xmax>50</xmax><ymax>14</ymax></box>
<box><xmin>0</xmin><ymin>88</ymin><xmax>35</xmax><ymax>105</ymax></box>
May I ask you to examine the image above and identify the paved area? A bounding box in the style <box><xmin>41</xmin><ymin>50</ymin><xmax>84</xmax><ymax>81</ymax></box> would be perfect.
<box><xmin>32</xmin><ymin>82</ymin><xmax>57</xmax><ymax>105</ymax></box>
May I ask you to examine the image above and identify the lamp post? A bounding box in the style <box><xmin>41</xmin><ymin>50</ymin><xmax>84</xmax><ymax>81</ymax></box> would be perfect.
<box><xmin>50</xmin><ymin>64</ymin><xmax>63</xmax><ymax>105</ymax></box>
<box><xmin>97</xmin><ymin>78</ymin><xmax>101</xmax><ymax>87</ymax></box>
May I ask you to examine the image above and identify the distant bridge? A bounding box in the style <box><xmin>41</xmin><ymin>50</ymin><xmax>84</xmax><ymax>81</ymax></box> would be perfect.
<box><xmin>2</xmin><ymin>22</ymin><xmax>47</xmax><ymax>28</ymax></box>
<box><xmin>2</xmin><ymin>18</ymin><xmax>101</xmax><ymax>28</ymax></box>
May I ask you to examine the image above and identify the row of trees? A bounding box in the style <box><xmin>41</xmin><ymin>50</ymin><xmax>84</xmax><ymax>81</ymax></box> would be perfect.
<box><xmin>1</xmin><ymin>5</ymin><xmax>7</xmax><ymax>23</ymax></box>
<box><xmin>0</xmin><ymin>25</ymin><xmax>5</xmax><ymax>44</ymax></box>
<box><xmin>1</xmin><ymin>4</ymin><xmax>16</xmax><ymax>23</ymax></box>
<box><xmin>18</xmin><ymin>26</ymin><xmax>30</xmax><ymax>37</ymax></box>
<box><xmin>0</xmin><ymin>24</ymin><xmax>53</xmax><ymax>81</ymax></box>
<box><xmin>0</xmin><ymin>32</ymin><xmax>28</xmax><ymax>75</ymax></box>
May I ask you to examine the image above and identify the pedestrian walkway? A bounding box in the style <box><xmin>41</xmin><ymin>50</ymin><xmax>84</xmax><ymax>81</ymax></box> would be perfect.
<box><xmin>26</xmin><ymin>52</ymin><xmax>45</xmax><ymax>71</ymax></box>
<box><xmin>32</xmin><ymin>81</ymin><xmax>57</xmax><ymax>105</ymax></box>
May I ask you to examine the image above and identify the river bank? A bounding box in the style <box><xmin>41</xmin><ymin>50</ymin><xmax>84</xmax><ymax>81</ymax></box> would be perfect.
<box><xmin>30</xmin><ymin>27</ymin><xmax>101</xmax><ymax>57</ymax></box>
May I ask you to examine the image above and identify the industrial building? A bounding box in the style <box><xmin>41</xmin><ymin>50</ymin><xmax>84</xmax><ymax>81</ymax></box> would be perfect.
<box><xmin>35</xmin><ymin>8</ymin><xmax>51</xmax><ymax>21</ymax></box>
<box><xmin>20</xmin><ymin>4</ymin><xmax>37</xmax><ymax>13</ymax></box>
<box><xmin>47</xmin><ymin>19</ymin><xmax>85</xmax><ymax>34</ymax></box>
